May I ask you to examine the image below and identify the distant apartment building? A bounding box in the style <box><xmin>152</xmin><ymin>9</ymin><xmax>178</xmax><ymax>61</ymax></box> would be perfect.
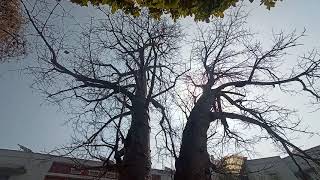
<box><xmin>0</xmin><ymin>146</ymin><xmax>319</xmax><ymax>180</ymax></box>
<box><xmin>246</xmin><ymin>156</ymin><xmax>299</xmax><ymax>180</ymax></box>
<box><xmin>211</xmin><ymin>146</ymin><xmax>320</xmax><ymax>180</ymax></box>
<box><xmin>283</xmin><ymin>146</ymin><xmax>320</xmax><ymax>180</ymax></box>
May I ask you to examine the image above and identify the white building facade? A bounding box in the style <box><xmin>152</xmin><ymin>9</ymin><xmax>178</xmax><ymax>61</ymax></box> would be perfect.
<box><xmin>0</xmin><ymin>149</ymin><xmax>173</xmax><ymax>180</ymax></box>
<box><xmin>0</xmin><ymin>146</ymin><xmax>319</xmax><ymax>180</ymax></box>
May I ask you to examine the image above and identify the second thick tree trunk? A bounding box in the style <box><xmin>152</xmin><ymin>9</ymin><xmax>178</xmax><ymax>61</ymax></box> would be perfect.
<box><xmin>174</xmin><ymin>93</ymin><xmax>214</xmax><ymax>180</ymax></box>
<box><xmin>119</xmin><ymin>65</ymin><xmax>151</xmax><ymax>180</ymax></box>
<box><xmin>119</xmin><ymin>98</ymin><xmax>151</xmax><ymax>180</ymax></box>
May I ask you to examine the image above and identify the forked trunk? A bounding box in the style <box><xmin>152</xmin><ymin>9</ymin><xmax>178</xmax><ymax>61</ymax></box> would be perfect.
<box><xmin>119</xmin><ymin>98</ymin><xmax>151</xmax><ymax>180</ymax></box>
<box><xmin>175</xmin><ymin>93</ymin><xmax>214</xmax><ymax>180</ymax></box>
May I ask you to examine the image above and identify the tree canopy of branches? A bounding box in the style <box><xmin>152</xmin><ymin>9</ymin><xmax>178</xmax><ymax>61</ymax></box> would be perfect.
<box><xmin>18</xmin><ymin>1</ymin><xmax>320</xmax><ymax>180</ymax></box>
<box><xmin>0</xmin><ymin>0</ymin><xmax>26</xmax><ymax>62</ymax></box>
<box><xmin>21</xmin><ymin>1</ymin><xmax>184</xmax><ymax>180</ymax></box>
<box><xmin>173</xmin><ymin>7</ymin><xmax>320</xmax><ymax>180</ymax></box>
<box><xmin>70</xmin><ymin>0</ymin><xmax>281</xmax><ymax>21</ymax></box>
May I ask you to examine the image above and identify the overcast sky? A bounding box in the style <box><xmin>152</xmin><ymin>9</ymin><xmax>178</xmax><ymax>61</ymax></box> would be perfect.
<box><xmin>1</xmin><ymin>0</ymin><xmax>320</xmax><ymax>164</ymax></box>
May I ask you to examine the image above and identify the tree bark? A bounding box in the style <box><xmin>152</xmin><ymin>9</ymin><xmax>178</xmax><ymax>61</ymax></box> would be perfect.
<box><xmin>119</xmin><ymin>98</ymin><xmax>151</xmax><ymax>180</ymax></box>
<box><xmin>174</xmin><ymin>92</ymin><xmax>214</xmax><ymax>180</ymax></box>
<box><xmin>119</xmin><ymin>64</ymin><xmax>151</xmax><ymax>180</ymax></box>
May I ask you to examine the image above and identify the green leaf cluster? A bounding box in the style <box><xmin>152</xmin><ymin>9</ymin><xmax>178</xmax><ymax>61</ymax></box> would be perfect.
<box><xmin>70</xmin><ymin>0</ymin><xmax>281</xmax><ymax>21</ymax></box>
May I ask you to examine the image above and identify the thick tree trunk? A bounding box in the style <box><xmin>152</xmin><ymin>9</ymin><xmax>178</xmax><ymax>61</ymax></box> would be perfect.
<box><xmin>174</xmin><ymin>93</ymin><xmax>214</xmax><ymax>180</ymax></box>
<box><xmin>119</xmin><ymin>64</ymin><xmax>151</xmax><ymax>180</ymax></box>
<box><xmin>119</xmin><ymin>98</ymin><xmax>151</xmax><ymax>180</ymax></box>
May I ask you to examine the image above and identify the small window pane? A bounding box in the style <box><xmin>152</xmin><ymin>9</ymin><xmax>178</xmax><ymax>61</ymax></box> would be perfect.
<box><xmin>0</xmin><ymin>176</ymin><xmax>8</xmax><ymax>180</ymax></box>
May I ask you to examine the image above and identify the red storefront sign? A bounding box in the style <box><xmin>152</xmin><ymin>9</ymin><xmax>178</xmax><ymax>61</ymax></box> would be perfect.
<box><xmin>45</xmin><ymin>162</ymin><xmax>118</xmax><ymax>180</ymax></box>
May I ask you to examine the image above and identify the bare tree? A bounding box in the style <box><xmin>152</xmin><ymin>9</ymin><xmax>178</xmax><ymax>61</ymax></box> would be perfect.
<box><xmin>20</xmin><ymin>1</ymin><xmax>185</xmax><ymax>179</ymax></box>
<box><xmin>0</xmin><ymin>0</ymin><xmax>26</xmax><ymax>62</ymax></box>
<box><xmin>173</xmin><ymin>7</ymin><xmax>320</xmax><ymax>180</ymax></box>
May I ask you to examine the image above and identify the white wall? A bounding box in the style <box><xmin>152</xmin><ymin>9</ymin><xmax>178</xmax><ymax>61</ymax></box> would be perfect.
<box><xmin>0</xmin><ymin>149</ymin><xmax>174</xmax><ymax>180</ymax></box>
<box><xmin>0</xmin><ymin>149</ymin><xmax>52</xmax><ymax>180</ymax></box>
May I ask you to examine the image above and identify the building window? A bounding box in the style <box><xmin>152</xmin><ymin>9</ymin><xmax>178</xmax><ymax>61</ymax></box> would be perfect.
<box><xmin>70</xmin><ymin>167</ymin><xmax>82</xmax><ymax>175</ymax></box>
<box><xmin>268</xmin><ymin>173</ymin><xmax>279</xmax><ymax>180</ymax></box>
<box><xmin>0</xmin><ymin>176</ymin><xmax>9</xmax><ymax>180</ymax></box>
<box><xmin>151</xmin><ymin>174</ymin><xmax>161</xmax><ymax>180</ymax></box>
<box><xmin>88</xmin><ymin>170</ymin><xmax>100</xmax><ymax>176</ymax></box>
<box><xmin>105</xmin><ymin>171</ymin><xmax>118</xmax><ymax>179</ymax></box>
<box><xmin>295</xmin><ymin>171</ymin><xmax>312</xmax><ymax>180</ymax></box>
<box><xmin>255</xmin><ymin>174</ymin><xmax>265</xmax><ymax>180</ymax></box>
